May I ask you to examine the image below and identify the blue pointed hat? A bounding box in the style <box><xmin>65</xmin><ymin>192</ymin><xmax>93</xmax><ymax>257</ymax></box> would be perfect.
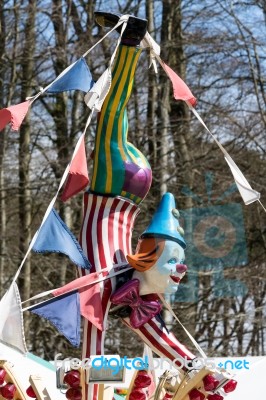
<box><xmin>141</xmin><ymin>192</ymin><xmax>186</xmax><ymax>249</ymax></box>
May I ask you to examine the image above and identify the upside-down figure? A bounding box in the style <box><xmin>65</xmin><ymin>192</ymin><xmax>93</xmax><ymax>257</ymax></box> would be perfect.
<box><xmin>78</xmin><ymin>11</ymin><xmax>237</xmax><ymax>400</ymax></box>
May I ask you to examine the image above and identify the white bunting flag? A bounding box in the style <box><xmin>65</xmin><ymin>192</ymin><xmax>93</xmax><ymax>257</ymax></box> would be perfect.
<box><xmin>0</xmin><ymin>283</ymin><xmax>27</xmax><ymax>354</ymax></box>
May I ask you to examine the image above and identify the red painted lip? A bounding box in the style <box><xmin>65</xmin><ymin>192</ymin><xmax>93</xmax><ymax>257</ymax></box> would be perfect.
<box><xmin>170</xmin><ymin>275</ymin><xmax>180</xmax><ymax>283</ymax></box>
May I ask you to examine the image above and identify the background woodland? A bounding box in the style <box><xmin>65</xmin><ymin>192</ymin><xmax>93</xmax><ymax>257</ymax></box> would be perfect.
<box><xmin>0</xmin><ymin>0</ymin><xmax>265</xmax><ymax>360</ymax></box>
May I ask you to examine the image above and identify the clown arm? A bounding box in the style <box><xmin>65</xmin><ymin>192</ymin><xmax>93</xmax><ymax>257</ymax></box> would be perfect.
<box><xmin>122</xmin><ymin>316</ymin><xmax>195</xmax><ymax>368</ymax></box>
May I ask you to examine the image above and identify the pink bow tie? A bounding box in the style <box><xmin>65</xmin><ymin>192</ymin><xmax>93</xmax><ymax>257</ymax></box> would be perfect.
<box><xmin>110</xmin><ymin>279</ymin><xmax>161</xmax><ymax>329</ymax></box>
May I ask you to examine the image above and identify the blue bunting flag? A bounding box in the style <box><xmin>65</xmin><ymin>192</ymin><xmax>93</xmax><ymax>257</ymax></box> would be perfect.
<box><xmin>31</xmin><ymin>291</ymin><xmax>81</xmax><ymax>347</ymax></box>
<box><xmin>33</xmin><ymin>208</ymin><xmax>91</xmax><ymax>269</ymax></box>
<box><xmin>47</xmin><ymin>58</ymin><xmax>94</xmax><ymax>93</ymax></box>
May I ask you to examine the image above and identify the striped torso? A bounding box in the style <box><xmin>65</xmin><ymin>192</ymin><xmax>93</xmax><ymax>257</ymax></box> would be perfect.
<box><xmin>79</xmin><ymin>193</ymin><xmax>139</xmax><ymax>400</ymax></box>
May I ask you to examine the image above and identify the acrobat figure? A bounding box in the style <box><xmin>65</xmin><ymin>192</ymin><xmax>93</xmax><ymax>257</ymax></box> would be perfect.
<box><xmin>79</xmin><ymin>12</ymin><xmax>236</xmax><ymax>400</ymax></box>
<box><xmin>78</xmin><ymin>12</ymin><xmax>195</xmax><ymax>400</ymax></box>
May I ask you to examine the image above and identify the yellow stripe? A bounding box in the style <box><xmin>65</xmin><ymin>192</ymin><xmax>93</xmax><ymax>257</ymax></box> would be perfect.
<box><xmin>105</xmin><ymin>47</ymin><xmax>134</xmax><ymax>192</ymax></box>
<box><xmin>127</xmin><ymin>143</ymin><xmax>140</xmax><ymax>165</ymax></box>
<box><xmin>121</xmin><ymin>190</ymin><xmax>141</xmax><ymax>204</ymax></box>
<box><xmin>117</xmin><ymin>48</ymin><xmax>140</xmax><ymax>165</ymax></box>
<box><xmin>91</xmin><ymin>48</ymin><xmax>126</xmax><ymax>189</ymax></box>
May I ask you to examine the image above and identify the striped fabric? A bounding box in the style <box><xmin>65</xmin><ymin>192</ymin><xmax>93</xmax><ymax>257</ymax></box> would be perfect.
<box><xmin>122</xmin><ymin>317</ymin><xmax>195</xmax><ymax>367</ymax></box>
<box><xmin>79</xmin><ymin>193</ymin><xmax>195</xmax><ymax>400</ymax></box>
<box><xmin>91</xmin><ymin>45</ymin><xmax>152</xmax><ymax>204</ymax></box>
<box><xmin>79</xmin><ymin>43</ymin><xmax>195</xmax><ymax>400</ymax></box>
<box><xmin>79</xmin><ymin>193</ymin><xmax>139</xmax><ymax>400</ymax></box>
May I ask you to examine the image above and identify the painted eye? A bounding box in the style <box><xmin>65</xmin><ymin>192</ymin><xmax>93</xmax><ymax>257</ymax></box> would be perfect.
<box><xmin>168</xmin><ymin>258</ymin><xmax>177</xmax><ymax>264</ymax></box>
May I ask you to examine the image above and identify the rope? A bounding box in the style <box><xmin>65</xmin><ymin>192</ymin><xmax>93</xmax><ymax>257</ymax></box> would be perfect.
<box><xmin>158</xmin><ymin>294</ymin><xmax>207</xmax><ymax>359</ymax></box>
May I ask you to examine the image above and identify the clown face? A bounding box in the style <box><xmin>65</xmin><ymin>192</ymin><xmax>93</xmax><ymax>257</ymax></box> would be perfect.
<box><xmin>132</xmin><ymin>240</ymin><xmax>187</xmax><ymax>295</ymax></box>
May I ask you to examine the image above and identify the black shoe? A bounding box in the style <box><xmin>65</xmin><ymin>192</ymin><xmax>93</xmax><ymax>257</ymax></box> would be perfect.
<box><xmin>94</xmin><ymin>11</ymin><xmax>147</xmax><ymax>46</ymax></box>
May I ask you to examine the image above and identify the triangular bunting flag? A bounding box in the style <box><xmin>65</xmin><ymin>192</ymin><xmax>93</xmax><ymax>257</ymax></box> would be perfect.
<box><xmin>224</xmin><ymin>155</ymin><xmax>260</xmax><ymax>204</ymax></box>
<box><xmin>0</xmin><ymin>283</ymin><xmax>27</xmax><ymax>353</ymax></box>
<box><xmin>33</xmin><ymin>208</ymin><xmax>91</xmax><ymax>269</ymax></box>
<box><xmin>188</xmin><ymin>105</ymin><xmax>261</xmax><ymax>205</ymax></box>
<box><xmin>61</xmin><ymin>136</ymin><xmax>89</xmax><ymax>201</ymax></box>
<box><xmin>84</xmin><ymin>67</ymin><xmax>112</xmax><ymax>112</ymax></box>
<box><xmin>0</xmin><ymin>100</ymin><xmax>31</xmax><ymax>132</ymax></box>
<box><xmin>47</xmin><ymin>58</ymin><xmax>94</xmax><ymax>93</ymax></box>
<box><xmin>31</xmin><ymin>292</ymin><xmax>80</xmax><ymax>347</ymax></box>
<box><xmin>162</xmin><ymin>62</ymin><xmax>197</xmax><ymax>106</ymax></box>
<box><xmin>79</xmin><ymin>285</ymin><xmax>103</xmax><ymax>330</ymax></box>
<box><xmin>53</xmin><ymin>271</ymin><xmax>103</xmax><ymax>331</ymax></box>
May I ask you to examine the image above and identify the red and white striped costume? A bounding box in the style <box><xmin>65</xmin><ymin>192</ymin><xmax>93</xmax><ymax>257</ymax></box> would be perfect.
<box><xmin>79</xmin><ymin>193</ymin><xmax>139</xmax><ymax>400</ymax></box>
<box><xmin>79</xmin><ymin>192</ymin><xmax>195</xmax><ymax>400</ymax></box>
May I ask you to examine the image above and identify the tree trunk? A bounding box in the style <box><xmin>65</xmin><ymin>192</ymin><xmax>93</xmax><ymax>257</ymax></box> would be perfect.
<box><xmin>51</xmin><ymin>0</ymin><xmax>72</xmax><ymax>286</ymax></box>
<box><xmin>18</xmin><ymin>0</ymin><xmax>36</xmax><ymax>337</ymax></box>
<box><xmin>0</xmin><ymin>3</ymin><xmax>6</xmax><ymax>296</ymax></box>
<box><xmin>159</xmin><ymin>0</ymin><xmax>197</xmax><ymax>341</ymax></box>
<box><xmin>146</xmin><ymin>0</ymin><xmax>158</xmax><ymax>182</ymax></box>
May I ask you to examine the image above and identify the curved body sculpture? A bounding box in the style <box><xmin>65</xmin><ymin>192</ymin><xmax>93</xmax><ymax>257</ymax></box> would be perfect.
<box><xmin>91</xmin><ymin>45</ymin><xmax>152</xmax><ymax>203</ymax></box>
<box><xmin>79</xmin><ymin>33</ymin><xmax>194</xmax><ymax>400</ymax></box>
<box><xmin>77</xmin><ymin>12</ymin><xmax>237</xmax><ymax>400</ymax></box>
<box><xmin>0</xmin><ymin>11</ymin><xmax>238</xmax><ymax>400</ymax></box>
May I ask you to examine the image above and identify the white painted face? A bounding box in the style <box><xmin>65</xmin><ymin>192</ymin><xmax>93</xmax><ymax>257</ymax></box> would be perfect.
<box><xmin>133</xmin><ymin>241</ymin><xmax>186</xmax><ymax>296</ymax></box>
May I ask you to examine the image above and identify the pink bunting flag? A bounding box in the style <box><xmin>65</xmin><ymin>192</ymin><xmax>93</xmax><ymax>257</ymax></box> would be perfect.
<box><xmin>61</xmin><ymin>136</ymin><xmax>89</xmax><ymax>201</ymax></box>
<box><xmin>162</xmin><ymin>62</ymin><xmax>197</xmax><ymax>106</ymax></box>
<box><xmin>0</xmin><ymin>100</ymin><xmax>31</xmax><ymax>132</ymax></box>
<box><xmin>53</xmin><ymin>271</ymin><xmax>104</xmax><ymax>331</ymax></box>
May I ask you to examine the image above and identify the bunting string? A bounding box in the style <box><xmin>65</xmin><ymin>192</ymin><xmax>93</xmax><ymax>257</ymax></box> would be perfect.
<box><xmin>158</xmin><ymin>294</ymin><xmax>207</xmax><ymax>360</ymax></box>
<box><xmin>9</xmin><ymin>18</ymin><xmax>131</xmax><ymax>285</ymax></box>
<box><xmin>186</xmin><ymin>103</ymin><xmax>264</xmax><ymax>210</ymax></box>
<box><xmin>12</xmin><ymin>110</ymin><xmax>95</xmax><ymax>284</ymax></box>
<box><xmin>148</xmin><ymin>38</ymin><xmax>263</xmax><ymax>210</ymax></box>
<box><xmin>4</xmin><ymin>17</ymin><xmax>263</xmax><ymax>214</ymax></box>
<box><xmin>258</xmin><ymin>200</ymin><xmax>266</xmax><ymax>213</ymax></box>
<box><xmin>21</xmin><ymin>261</ymin><xmax>128</xmax><ymax>304</ymax></box>
<box><xmin>22</xmin><ymin>265</ymin><xmax>133</xmax><ymax>312</ymax></box>
<box><xmin>82</xmin><ymin>15</ymin><xmax>129</xmax><ymax>58</ymax></box>
<box><xmin>84</xmin><ymin>17</ymin><xmax>128</xmax><ymax>111</ymax></box>
<box><xmin>26</xmin><ymin>16</ymin><xmax>129</xmax><ymax>105</ymax></box>
<box><xmin>26</xmin><ymin>60</ymin><xmax>80</xmax><ymax>103</ymax></box>
<box><xmin>4</xmin><ymin>15</ymin><xmax>265</xmax><ymax>295</ymax></box>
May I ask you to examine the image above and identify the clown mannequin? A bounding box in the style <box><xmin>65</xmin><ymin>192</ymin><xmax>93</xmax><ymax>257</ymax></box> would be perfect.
<box><xmin>109</xmin><ymin>192</ymin><xmax>195</xmax><ymax>367</ymax></box>
<box><xmin>75</xmin><ymin>11</ymin><xmax>237</xmax><ymax>400</ymax></box>
<box><xmin>79</xmin><ymin>12</ymin><xmax>195</xmax><ymax>400</ymax></box>
<box><xmin>128</xmin><ymin>193</ymin><xmax>188</xmax><ymax>296</ymax></box>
